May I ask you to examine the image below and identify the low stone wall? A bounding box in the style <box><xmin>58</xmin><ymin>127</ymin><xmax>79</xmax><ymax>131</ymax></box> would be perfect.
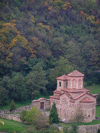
<box><xmin>0</xmin><ymin>113</ymin><xmax>21</xmax><ymax>122</ymax></box>
<box><xmin>0</xmin><ymin>105</ymin><xmax>32</xmax><ymax>114</ymax></box>
<box><xmin>77</xmin><ymin>124</ymin><xmax>100</xmax><ymax>133</ymax></box>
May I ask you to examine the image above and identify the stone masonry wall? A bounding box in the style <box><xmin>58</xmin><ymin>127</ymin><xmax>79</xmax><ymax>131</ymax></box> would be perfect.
<box><xmin>0</xmin><ymin>113</ymin><xmax>21</xmax><ymax>122</ymax></box>
<box><xmin>77</xmin><ymin>124</ymin><xmax>100</xmax><ymax>133</ymax></box>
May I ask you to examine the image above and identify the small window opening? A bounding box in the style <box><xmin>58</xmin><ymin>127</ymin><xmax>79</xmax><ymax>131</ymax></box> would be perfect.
<box><xmin>59</xmin><ymin>82</ymin><xmax>61</xmax><ymax>87</ymax></box>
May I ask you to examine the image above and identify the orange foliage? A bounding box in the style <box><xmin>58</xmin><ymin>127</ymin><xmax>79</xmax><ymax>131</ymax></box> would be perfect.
<box><xmin>11</xmin><ymin>20</ymin><xmax>16</xmax><ymax>23</ymax></box>
<box><xmin>37</xmin><ymin>23</ymin><xmax>44</xmax><ymax>27</ymax></box>
<box><xmin>3</xmin><ymin>23</ymin><xmax>11</xmax><ymax>26</ymax></box>
<box><xmin>44</xmin><ymin>1</ymin><xmax>48</xmax><ymax>6</ymax></box>
<box><xmin>37</xmin><ymin>23</ymin><xmax>50</xmax><ymax>31</ymax></box>
<box><xmin>48</xmin><ymin>6</ymin><xmax>53</xmax><ymax>10</ymax></box>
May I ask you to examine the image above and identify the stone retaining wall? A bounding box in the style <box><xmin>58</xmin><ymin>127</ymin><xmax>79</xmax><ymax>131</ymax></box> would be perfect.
<box><xmin>77</xmin><ymin>124</ymin><xmax>100</xmax><ymax>133</ymax></box>
<box><xmin>0</xmin><ymin>113</ymin><xmax>21</xmax><ymax>122</ymax></box>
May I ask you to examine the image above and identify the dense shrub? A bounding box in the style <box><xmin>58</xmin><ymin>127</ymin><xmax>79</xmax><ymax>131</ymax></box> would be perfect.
<box><xmin>10</xmin><ymin>100</ymin><xmax>16</xmax><ymax>111</ymax></box>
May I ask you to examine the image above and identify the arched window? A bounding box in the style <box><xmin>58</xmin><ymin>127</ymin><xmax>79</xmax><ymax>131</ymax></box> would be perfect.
<box><xmin>78</xmin><ymin>79</ymin><xmax>81</xmax><ymax>89</ymax></box>
<box><xmin>72</xmin><ymin>79</ymin><xmax>76</xmax><ymax>88</ymax></box>
<box><xmin>69</xmin><ymin>79</ymin><xmax>71</xmax><ymax>88</ymax></box>
<box><xmin>66</xmin><ymin>80</ymin><xmax>68</xmax><ymax>88</ymax></box>
<box><xmin>59</xmin><ymin>82</ymin><xmax>61</xmax><ymax>87</ymax></box>
<box><xmin>62</xmin><ymin>98</ymin><xmax>67</xmax><ymax>105</ymax></box>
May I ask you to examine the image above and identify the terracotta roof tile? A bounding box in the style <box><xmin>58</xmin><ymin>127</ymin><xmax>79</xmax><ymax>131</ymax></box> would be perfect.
<box><xmin>62</xmin><ymin>88</ymin><xmax>90</xmax><ymax>93</ymax></box>
<box><xmin>60</xmin><ymin>91</ymin><xmax>73</xmax><ymax>99</ymax></box>
<box><xmin>73</xmin><ymin>92</ymin><xmax>96</xmax><ymax>100</ymax></box>
<box><xmin>64</xmin><ymin>92</ymin><xmax>73</xmax><ymax>99</ymax></box>
<box><xmin>53</xmin><ymin>90</ymin><xmax>62</xmax><ymax>94</ymax></box>
<box><xmin>80</xmin><ymin>97</ymin><xmax>94</xmax><ymax>103</ymax></box>
<box><xmin>33</xmin><ymin>98</ymin><xmax>45</xmax><ymax>102</ymax></box>
<box><xmin>67</xmin><ymin>70</ymin><xmax>84</xmax><ymax>77</ymax></box>
<box><xmin>50</xmin><ymin>95</ymin><xmax>60</xmax><ymax>100</ymax></box>
<box><xmin>57</xmin><ymin>75</ymin><xmax>68</xmax><ymax>80</ymax></box>
<box><xmin>74</xmin><ymin>92</ymin><xmax>86</xmax><ymax>100</ymax></box>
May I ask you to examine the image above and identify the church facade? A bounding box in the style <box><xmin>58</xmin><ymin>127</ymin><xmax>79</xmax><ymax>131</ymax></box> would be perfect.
<box><xmin>32</xmin><ymin>70</ymin><xmax>97</xmax><ymax>122</ymax></box>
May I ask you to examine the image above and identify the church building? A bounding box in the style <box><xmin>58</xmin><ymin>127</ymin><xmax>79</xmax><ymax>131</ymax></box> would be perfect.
<box><xmin>32</xmin><ymin>70</ymin><xmax>97</xmax><ymax>123</ymax></box>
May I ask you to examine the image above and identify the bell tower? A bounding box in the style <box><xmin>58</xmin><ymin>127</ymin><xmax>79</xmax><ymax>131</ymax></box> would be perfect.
<box><xmin>56</xmin><ymin>75</ymin><xmax>68</xmax><ymax>91</ymax></box>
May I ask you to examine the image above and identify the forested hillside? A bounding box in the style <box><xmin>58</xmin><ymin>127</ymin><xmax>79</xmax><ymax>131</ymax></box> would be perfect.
<box><xmin>0</xmin><ymin>0</ymin><xmax>100</xmax><ymax>105</ymax></box>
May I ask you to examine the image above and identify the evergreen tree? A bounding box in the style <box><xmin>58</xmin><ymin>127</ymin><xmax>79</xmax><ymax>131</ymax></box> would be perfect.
<box><xmin>10</xmin><ymin>100</ymin><xmax>16</xmax><ymax>111</ymax></box>
<box><xmin>49</xmin><ymin>102</ymin><xmax>59</xmax><ymax>124</ymax></box>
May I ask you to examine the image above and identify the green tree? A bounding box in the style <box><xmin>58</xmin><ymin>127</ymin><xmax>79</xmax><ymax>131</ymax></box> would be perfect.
<box><xmin>10</xmin><ymin>100</ymin><xmax>16</xmax><ymax>111</ymax></box>
<box><xmin>9</xmin><ymin>73</ymin><xmax>28</xmax><ymax>101</ymax></box>
<box><xmin>36</xmin><ymin>112</ymin><xmax>50</xmax><ymax>129</ymax></box>
<box><xmin>48</xmin><ymin>56</ymin><xmax>73</xmax><ymax>90</ymax></box>
<box><xmin>20</xmin><ymin>110</ymin><xmax>27</xmax><ymax>122</ymax></box>
<box><xmin>25</xmin><ymin>106</ymin><xmax>41</xmax><ymax>125</ymax></box>
<box><xmin>49</xmin><ymin>102</ymin><xmax>59</xmax><ymax>124</ymax></box>
<box><xmin>0</xmin><ymin>85</ymin><xmax>8</xmax><ymax>105</ymax></box>
<box><xmin>25</xmin><ymin>62</ymin><xmax>48</xmax><ymax>98</ymax></box>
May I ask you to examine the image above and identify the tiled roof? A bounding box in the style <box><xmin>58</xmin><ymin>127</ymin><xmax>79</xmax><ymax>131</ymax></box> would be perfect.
<box><xmin>53</xmin><ymin>90</ymin><xmax>62</xmax><ymax>94</ymax></box>
<box><xmin>62</xmin><ymin>88</ymin><xmax>90</xmax><ymax>93</ymax></box>
<box><xmin>57</xmin><ymin>75</ymin><xmax>68</xmax><ymax>80</ymax></box>
<box><xmin>64</xmin><ymin>92</ymin><xmax>73</xmax><ymax>99</ymax></box>
<box><xmin>33</xmin><ymin>98</ymin><xmax>45</xmax><ymax>102</ymax></box>
<box><xmin>67</xmin><ymin>70</ymin><xmax>84</xmax><ymax>77</ymax></box>
<box><xmin>60</xmin><ymin>91</ymin><xmax>73</xmax><ymax>99</ymax></box>
<box><xmin>92</xmin><ymin>94</ymin><xmax>98</xmax><ymax>97</ymax></box>
<box><xmin>80</xmin><ymin>97</ymin><xmax>94</xmax><ymax>103</ymax></box>
<box><xmin>74</xmin><ymin>92</ymin><xmax>86</xmax><ymax>100</ymax></box>
<box><xmin>50</xmin><ymin>95</ymin><xmax>60</xmax><ymax>100</ymax></box>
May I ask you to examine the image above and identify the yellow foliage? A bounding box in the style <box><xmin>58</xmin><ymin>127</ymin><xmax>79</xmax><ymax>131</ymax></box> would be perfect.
<box><xmin>44</xmin><ymin>25</ymin><xmax>50</xmax><ymax>30</ymax></box>
<box><xmin>0</xmin><ymin>121</ymin><xmax>4</xmax><ymax>125</ymax></box>
<box><xmin>8</xmin><ymin>38</ymin><xmax>17</xmax><ymax>50</ymax></box>
<box><xmin>8</xmin><ymin>53</ymin><xmax>13</xmax><ymax>57</ymax></box>
<box><xmin>80</xmin><ymin>11</ymin><xmax>99</xmax><ymax>25</ymax></box>
<box><xmin>63</xmin><ymin>1</ymin><xmax>71</xmax><ymax>10</ymax></box>
<box><xmin>6</xmin><ymin>57</ymin><xmax>11</xmax><ymax>62</ymax></box>
<box><xmin>8</xmin><ymin>34</ymin><xmax>28</xmax><ymax>50</ymax></box>
<box><xmin>86</xmin><ymin>15</ymin><xmax>95</xmax><ymax>21</ymax></box>
<box><xmin>27</xmin><ymin>46</ymin><xmax>36</xmax><ymax>54</ymax></box>
<box><xmin>31</xmin><ymin>15</ymin><xmax>35</xmax><ymax>23</ymax></box>
<box><xmin>37</xmin><ymin>23</ymin><xmax>44</xmax><ymax>27</ymax></box>
<box><xmin>30</xmin><ymin>54</ymin><xmax>36</xmax><ymax>58</ymax></box>
<box><xmin>3</xmin><ymin>23</ymin><xmax>11</xmax><ymax>26</ymax></box>
<box><xmin>48</xmin><ymin>6</ymin><xmax>52</xmax><ymax>10</ymax></box>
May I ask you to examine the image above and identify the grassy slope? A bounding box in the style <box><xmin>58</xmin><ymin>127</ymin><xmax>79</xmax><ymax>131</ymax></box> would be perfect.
<box><xmin>0</xmin><ymin>119</ymin><xmax>28</xmax><ymax>133</ymax></box>
<box><xmin>86</xmin><ymin>84</ymin><xmax>100</xmax><ymax>94</ymax></box>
